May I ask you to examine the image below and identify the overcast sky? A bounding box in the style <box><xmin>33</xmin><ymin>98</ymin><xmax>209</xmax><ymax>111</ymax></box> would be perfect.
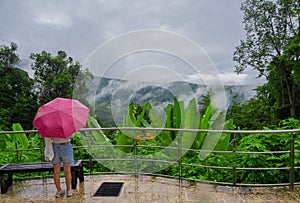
<box><xmin>0</xmin><ymin>0</ymin><xmax>265</xmax><ymax>86</ymax></box>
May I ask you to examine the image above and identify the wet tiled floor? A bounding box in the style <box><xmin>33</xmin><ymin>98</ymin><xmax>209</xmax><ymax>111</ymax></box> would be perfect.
<box><xmin>1</xmin><ymin>175</ymin><xmax>300</xmax><ymax>202</ymax></box>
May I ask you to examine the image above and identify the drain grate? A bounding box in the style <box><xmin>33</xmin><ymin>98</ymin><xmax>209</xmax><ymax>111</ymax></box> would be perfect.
<box><xmin>93</xmin><ymin>182</ymin><xmax>124</xmax><ymax>197</ymax></box>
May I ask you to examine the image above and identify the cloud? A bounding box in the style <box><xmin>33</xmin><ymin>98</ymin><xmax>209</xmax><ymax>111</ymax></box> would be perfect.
<box><xmin>0</xmin><ymin>0</ymin><xmax>263</xmax><ymax>87</ymax></box>
<box><xmin>219</xmin><ymin>72</ymin><xmax>248</xmax><ymax>85</ymax></box>
<box><xmin>185</xmin><ymin>71</ymin><xmax>266</xmax><ymax>86</ymax></box>
<box><xmin>35</xmin><ymin>12</ymin><xmax>72</xmax><ymax>27</ymax></box>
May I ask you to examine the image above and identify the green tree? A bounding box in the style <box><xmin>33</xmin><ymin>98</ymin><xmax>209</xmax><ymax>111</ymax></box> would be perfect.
<box><xmin>233</xmin><ymin>0</ymin><xmax>299</xmax><ymax>118</ymax></box>
<box><xmin>30</xmin><ymin>50</ymin><xmax>82</xmax><ymax>105</ymax></box>
<box><xmin>0</xmin><ymin>42</ymin><xmax>19</xmax><ymax>71</ymax></box>
<box><xmin>230</xmin><ymin>85</ymin><xmax>280</xmax><ymax>129</ymax></box>
<box><xmin>277</xmin><ymin>33</ymin><xmax>300</xmax><ymax>117</ymax></box>
<box><xmin>0</xmin><ymin>43</ymin><xmax>38</xmax><ymax>130</ymax></box>
<box><xmin>283</xmin><ymin>33</ymin><xmax>300</xmax><ymax>84</ymax></box>
<box><xmin>266</xmin><ymin>32</ymin><xmax>300</xmax><ymax>118</ymax></box>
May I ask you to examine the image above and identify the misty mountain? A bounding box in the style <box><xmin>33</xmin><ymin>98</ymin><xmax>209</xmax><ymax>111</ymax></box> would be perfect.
<box><xmin>86</xmin><ymin>77</ymin><xmax>257</xmax><ymax>126</ymax></box>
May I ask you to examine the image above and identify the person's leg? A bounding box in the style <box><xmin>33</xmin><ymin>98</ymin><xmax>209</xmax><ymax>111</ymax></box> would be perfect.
<box><xmin>60</xmin><ymin>142</ymin><xmax>74</xmax><ymax>196</ymax></box>
<box><xmin>52</xmin><ymin>143</ymin><xmax>65</xmax><ymax>197</ymax></box>
<box><xmin>53</xmin><ymin>164</ymin><xmax>62</xmax><ymax>191</ymax></box>
<box><xmin>63</xmin><ymin>164</ymin><xmax>72</xmax><ymax>192</ymax></box>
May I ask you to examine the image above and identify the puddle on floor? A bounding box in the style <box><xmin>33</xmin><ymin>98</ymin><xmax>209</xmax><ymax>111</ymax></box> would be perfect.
<box><xmin>1</xmin><ymin>175</ymin><xmax>300</xmax><ymax>203</ymax></box>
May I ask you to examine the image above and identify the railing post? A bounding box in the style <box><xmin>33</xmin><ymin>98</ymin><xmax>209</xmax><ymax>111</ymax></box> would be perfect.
<box><xmin>289</xmin><ymin>132</ymin><xmax>295</xmax><ymax>190</ymax></box>
<box><xmin>178</xmin><ymin>131</ymin><xmax>182</xmax><ymax>185</ymax></box>
<box><xmin>232</xmin><ymin>133</ymin><xmax>237</xmax><ymax>186</ymax></box>
<box><xmin>88</xmin><ymin>140</ymin><xmax>93</xmax><ymax>175</ymax></box>
<box><xmin>177</xmin><ymin>130</ymin><xmax>182</xmax><ymax>202</ymax></box>
<box><xmin>134</xmin><ymin>138</ymin><xmax>138</xmax><ymax>179</ymax></box>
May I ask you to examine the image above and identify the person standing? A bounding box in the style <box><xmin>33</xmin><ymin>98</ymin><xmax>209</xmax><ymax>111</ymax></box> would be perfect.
<box><xmin>51</xmin><ymin>135</ymin><xmax>74</xmax><ymax>198</ymax></box>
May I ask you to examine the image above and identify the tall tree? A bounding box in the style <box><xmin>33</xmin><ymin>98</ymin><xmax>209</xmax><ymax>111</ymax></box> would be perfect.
<box><xmin>233</xmin><ymin>0</ymin><xmax>299</xmax><ymax>118</ymax></box>
<box><xmin>30</xmin><ymin>50</ymin><xmax>82</xmax><ymax>105</ymax></box>
<box><xmin>0</xmin><ymin>42</ymin><xmax>19</xmax><ymax>72</ymax></box>
<box><xmin>274</xmin><ymin>32</ymin><xmax>300</xmax><ymax>117</ymax></box>
<box><xmin>0</xmin><ymin>43</ymin><xmax>37</xmax><ymax>130</ymax></box>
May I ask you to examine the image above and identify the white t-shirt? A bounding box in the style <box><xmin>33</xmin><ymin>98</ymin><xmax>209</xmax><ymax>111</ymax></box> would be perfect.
<box><xmin>51</xmin><ymin>134</ymin><xmax>74</xmax><ymax>143</ymax></box>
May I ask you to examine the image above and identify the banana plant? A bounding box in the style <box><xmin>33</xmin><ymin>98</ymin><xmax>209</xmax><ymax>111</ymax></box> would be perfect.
<box><xmin>116</xmin><ymin>102</ymin><xmax>164</xmax><ymax>151</ymax></box>
<box><xmin>0</xmin><ymin>123</ymin><xmax>29</xmax><ymax>163</ymax></box>
<box><xmin>86</xmin><ymin>115</ymin><xmax>110</xmax><ymax>143</ymax></box>
<box><xmin>115</xmin><ymin>97</ymin><xmax>234</xmax><ymax>158</ymax></box>
<box><xmin>161</xmin><ymin>97</ymin><xmax>233</xmax><ymax>158</ymax></box>
<box><xmin>115</xmin><ymin>102</ymin><xmax>149</xmax><ymax>153</ymax></box>
<box><xmin>0</xmin><ymin>123</ymin><xmax>29</xmax><ymax>150</ymax></box>
<box><xmin>12</xmin><ymin>123</ymin><xmax>29</xmax><ymax>149</ymax></box>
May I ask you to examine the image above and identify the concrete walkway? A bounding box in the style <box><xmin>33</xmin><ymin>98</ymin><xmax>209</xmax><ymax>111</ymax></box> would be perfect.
<box><xmin>1</xmin><ymin>175</ymin><xmax>300</xmax><ymax>202</ymax></box>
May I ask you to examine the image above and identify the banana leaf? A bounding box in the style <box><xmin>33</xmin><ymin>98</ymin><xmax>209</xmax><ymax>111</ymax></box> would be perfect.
<box><xmin>86</xmin><ymin>115</ymin><xmax>109</xmax><ymax>143</ymax></box>
<box><xmin>195</xmin><ymin>102</ymin><xmax>213</xmax><ymax>149</ymax></box>
<box><xmin>173</xmin><ymin>97</ymin><xmax>182</xmax><ymax>129</ymax></box>
<box><xmin>200</xmin><ymin>102</ymin><xmax>213</xmax><ymax>129</ymax></box>
<box><xmin>141</xmin><ymin>107</ymin><xmax>165</xmax><ymax>137</ymax></box>
<box><xmin>148</xmin><ymin>107</ymin><xmax>164</xmax><ymax>128</ymax></box>
<box><xmin>123</xmin><ymin>105</ymin><xmax>139</xmax><ymax>138</ymax></box>
<box><xmin>166</xmin><ymin>104</ymin><xmax>175</xmax><ymax>139</ymax></box>
<box><xmin>166</xmin><ymin>104</ymin><xmax>173</xmax><ymax>127</ymax></box>
<box><xmin>160</xmin><ymin>131</ymin><xmax>173</xmax><ymax>146</ymax></box>
<box><xmin>213</xmin><ymin>119</ymin><xmax>236</xmax><ymax>151</ymax></box>
<box><xmin>208</xmin><ymin>109</ymin><xmax>223</xmax><ymax>128</ymax></box>
<box><xmin>213</xmin><ymin>133</ymin><xmax>230</xmax><ymax>151</ymax></box>
<box><xmin>128</xmin><ymin>103</ymin><xmax>137</xmax><ymax>125</ymax></box>
<box><xmin>181</xmin><ymin>98</ymin><xmax>200</xmax><ymax>152</ymax></box>
<box><xmin>198</xmin><ymin>109</ymin><xmax>224</xmax><ymax>160</ymax></box>
<box><xmin>115</xmin><ymin>132</ymin><xmax>132</xmax><ymax>153</ymax></box>
<box><xmin>136</xmin><ymin>102</ymin><xmax>152</xmax><ymax>126</ymax></box>
<box><xmin>12</xmin><ymin>123</ymin><xmax>29</xmax><ymax>149</ymax></box>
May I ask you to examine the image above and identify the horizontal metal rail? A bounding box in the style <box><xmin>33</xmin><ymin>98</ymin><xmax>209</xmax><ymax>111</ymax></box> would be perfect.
<box><xmin>0</xmin><ymin>128</ymin><xmax>299</xmax><ymax>189</ymax></box>
<box><xmin>1</xmin><ymin>127</ymin><xmax>300</xmax><ymax>134</ymax></box>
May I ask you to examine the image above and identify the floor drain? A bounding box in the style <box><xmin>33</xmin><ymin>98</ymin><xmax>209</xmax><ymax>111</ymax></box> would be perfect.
<box><xmin>93</xmin><ymin>182</ymin><xmax>124</xmax><ymax>197</ymax></box>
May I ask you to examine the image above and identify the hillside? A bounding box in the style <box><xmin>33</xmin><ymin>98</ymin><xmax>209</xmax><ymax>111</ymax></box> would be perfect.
<box><xmin>88</xmin><ymin>77</ymin><xmax>256</xmax><ymax>126</ymax></box>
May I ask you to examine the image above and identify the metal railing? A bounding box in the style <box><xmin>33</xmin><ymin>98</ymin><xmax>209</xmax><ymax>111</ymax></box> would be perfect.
<box><xmin>0</xmin><ymin>128</ymin><xmax>299</xmax><ymax>189</ymax></box>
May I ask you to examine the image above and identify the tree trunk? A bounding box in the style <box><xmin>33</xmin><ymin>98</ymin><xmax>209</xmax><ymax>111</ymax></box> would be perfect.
<box><xmin>282</xmin><ymin>67</ymin><xmax>295</xmax><ymax>118</ymax></box>
<box><xmin>283</xmin><ymin>71</ymin><xmax>295</xmax><ymax>118</ymax></box>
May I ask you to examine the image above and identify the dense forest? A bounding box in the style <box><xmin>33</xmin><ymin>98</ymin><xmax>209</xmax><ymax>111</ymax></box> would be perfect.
<box><xmin>0</xmin><ymin>0</ymin><xmax>299</xmax><ymax>185</ymax></box>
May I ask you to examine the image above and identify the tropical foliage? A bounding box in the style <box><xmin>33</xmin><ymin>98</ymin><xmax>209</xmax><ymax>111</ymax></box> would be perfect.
<box><xmin>1</xmin><ymin>115</ymin><xmax>300</xmax><ymax>185</ymax></box>
<box><xmin>0</xmin><ymin>0</ymin><xmax>299</xmax><ymax>186</ymax></box>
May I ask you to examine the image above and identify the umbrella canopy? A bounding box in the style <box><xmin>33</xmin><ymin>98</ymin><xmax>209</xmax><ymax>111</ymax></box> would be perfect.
<box><xmin>33</xmin><ymin>97</ymin><xmax>89</xmax><ymax>138</ymax></box>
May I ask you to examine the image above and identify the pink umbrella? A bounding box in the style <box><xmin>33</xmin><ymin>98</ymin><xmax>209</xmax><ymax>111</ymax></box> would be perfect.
<box><xmin>33</xmin><ymin>97</ymin><xmax>89</xmax><ymax>138</ymax></box>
